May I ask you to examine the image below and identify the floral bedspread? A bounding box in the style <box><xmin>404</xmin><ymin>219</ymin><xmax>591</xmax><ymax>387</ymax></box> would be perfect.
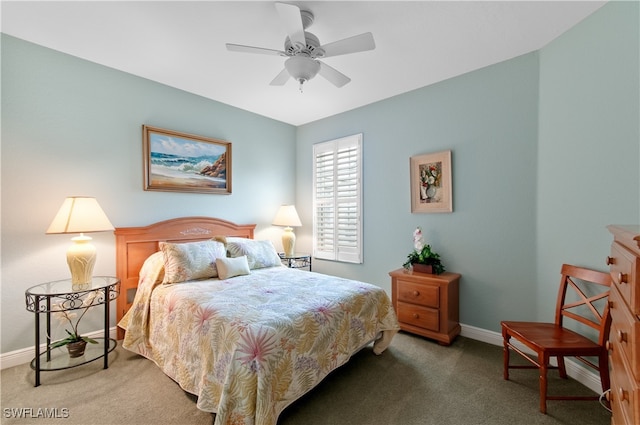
<box><xmin>119</xmin><ymin>253</ymin><xmax>399</xmax><ymax>425</ymax></box>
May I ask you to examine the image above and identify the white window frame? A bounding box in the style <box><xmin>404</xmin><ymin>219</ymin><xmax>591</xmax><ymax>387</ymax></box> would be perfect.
<box><xmin>312</xmin><ymin>133</ymin><xmax>363</xmax><ymax>264</ymax></box>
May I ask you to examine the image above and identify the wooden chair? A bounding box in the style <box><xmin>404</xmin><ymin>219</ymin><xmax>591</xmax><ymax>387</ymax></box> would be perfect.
<box><xmin>501</xmin><ymin>264</ymin><xmax>612</xmax><ymax>414</ymax></box>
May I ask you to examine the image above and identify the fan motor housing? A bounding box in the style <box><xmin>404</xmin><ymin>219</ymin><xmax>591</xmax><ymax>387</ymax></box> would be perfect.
<box><xmin>284</xmin><ymin>32</ymin><xmax>325</xmax><ymax>58</ymax></box>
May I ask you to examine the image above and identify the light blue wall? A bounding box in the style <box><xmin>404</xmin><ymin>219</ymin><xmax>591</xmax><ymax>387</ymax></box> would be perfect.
<box><xmin>537</xmin><ymin>1</ymin><xmax>640</xmax><ymax>319</ymax></box>
<box><xmin>1</xmin><ymin>35</ymin><xmax>296</xmax><ymax>353</ymax></box>
<box><xmin>296</xmin><ymin>0</ymin><xmax>639</xmax><ymax>332</ymax></box>
<box><xmin>296</xmin><ymin>52</ymin><xmax>540</xmax><ymax>331</ymax></box>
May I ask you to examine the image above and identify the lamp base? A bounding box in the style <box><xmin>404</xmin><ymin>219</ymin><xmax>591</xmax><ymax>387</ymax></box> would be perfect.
<box><xmin>67</xmin><ymin>234</ymin><xmax>96</xmax><ymax>287</ymax></box>
<box><xmin>281</xmin><ymin>227</ymin><xmax>296</xmax><ymax>257</ymax></box>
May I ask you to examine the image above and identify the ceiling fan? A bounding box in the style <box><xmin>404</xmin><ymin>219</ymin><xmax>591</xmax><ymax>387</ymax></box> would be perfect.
<box><xmin>226</xmin><ymin>2</ymin><xmax>375</xmax><ymax>91</ymax></box>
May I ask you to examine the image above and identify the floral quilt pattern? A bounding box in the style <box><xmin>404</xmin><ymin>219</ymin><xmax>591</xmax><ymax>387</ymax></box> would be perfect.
<box><xmin>120</xmin><ymin>257</ymin><xmax>399</xmax><ymax>425</ymax></box>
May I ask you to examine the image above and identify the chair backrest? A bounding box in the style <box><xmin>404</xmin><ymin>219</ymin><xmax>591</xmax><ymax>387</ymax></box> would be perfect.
<box><xmin>554</xmin><ymin>264</ymin><xmax>612</xmax><ymax>346</ymax></box>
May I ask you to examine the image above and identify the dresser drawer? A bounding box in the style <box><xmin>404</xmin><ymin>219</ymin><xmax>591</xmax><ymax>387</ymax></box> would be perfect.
<box><xmin>610</xmin><ymin>242</ymin><xmax>640</xmax><ymax>315</ymax></box>
<box><xmin>397</xmin><ymin>301</ymin><xmax>439</xmax><ymax>332</ymax></box>
<box><xmin>610</xmin><ymin>285</ymin><xmax>640</xmax><ymax>380</ymax></box>
<box><xmin>396</xmin><ymin>280</ymin><xmax>439</xmax><ymax>308</ymax></box>
<box><xmin>610</xmin><ymin>341</ymin><xmax>640</xmax><ymax>424</ymax></box>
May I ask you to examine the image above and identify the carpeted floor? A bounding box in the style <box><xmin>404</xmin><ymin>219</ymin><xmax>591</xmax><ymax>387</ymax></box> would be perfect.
<box><xmin>1</xmin><ymin>332</ymin><xmax>611</xmax><ymax>425</ymax></box>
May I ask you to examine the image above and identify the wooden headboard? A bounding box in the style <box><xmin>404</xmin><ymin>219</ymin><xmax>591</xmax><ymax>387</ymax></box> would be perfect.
<box><xmin>114</xmin><ymin>216</ymin><xmax>255</xmax><ymax>339</ymax></box>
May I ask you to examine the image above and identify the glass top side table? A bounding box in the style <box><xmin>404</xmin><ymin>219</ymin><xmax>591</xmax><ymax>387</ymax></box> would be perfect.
<box><xmin>25</xmin><ymin>276</ymin><xmax>120</xmax><ymax>386</ymax></box>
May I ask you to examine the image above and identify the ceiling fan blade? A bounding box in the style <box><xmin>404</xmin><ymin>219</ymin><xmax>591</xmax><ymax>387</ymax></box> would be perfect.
<box><xmin>226</xmin><ymin>43</ymin><xmax>285</xmax><ymax>56</ymax></box>
<box><xmin>318</xmin><ymin>62</ymin><xmax>351</xmax><ymax>88</ymax></box>
<box><xmin>270</xmin><ymin>68</ymin><xmax>290</xmax><ymax>86</ymax></box>
<box><xmin>275</xmin><ymin>2</ymin><xmax>306</xmax><ymax>48</ymax></box>
<box><xmin>321</xmin><ymin>32</ymin><xmax>376</xmax><ymax>58</ymax></box>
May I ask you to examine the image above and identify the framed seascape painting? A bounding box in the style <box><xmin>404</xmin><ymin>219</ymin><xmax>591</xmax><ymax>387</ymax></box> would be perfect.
<box><xmin>143</xmin><ymin>125</ymin><xmax>231</xmax><ymax>194</ymax></box>
<box><xmin>410</xmin><ymin>150</ymin><xmax>452</xmax><ymax>213</ymax></box>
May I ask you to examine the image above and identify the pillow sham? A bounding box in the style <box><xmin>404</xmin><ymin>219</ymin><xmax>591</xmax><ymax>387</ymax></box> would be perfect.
<box><xmin>216</xmin><ymin>255</ymin><xmax>251</xmax><ymax>279</ymax></box>
<box><xmin>140</xmin><ymin>251</ymin><xmax>166</xmax><ymax>285</ymax></box>
<box><xmin>160</xmin><ymin>239</ymin><xmax>226</xmax><ymax>284</ymax></box>
<box><xmin>226</xmin><ymin>237</ymin><xmax>282</xmax><ymax>269</ymax></box>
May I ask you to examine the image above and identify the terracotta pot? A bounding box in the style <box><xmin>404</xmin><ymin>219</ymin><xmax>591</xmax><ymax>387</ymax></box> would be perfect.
<box><xmin>67</xmin><ymin>340</ymin><xmax>87</xmax><ymax>358</ymax></box>
<box><xmin>412</xmin><ymin>263</ymin><xmax>434</xmax><ymax>274</ymax></box>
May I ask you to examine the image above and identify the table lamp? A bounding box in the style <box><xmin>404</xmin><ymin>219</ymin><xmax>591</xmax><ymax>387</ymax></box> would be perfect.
<box><xmin>46</xmin><ymin>197</ymin><xmax>114</xmax><ymax>289</ymax></box>
<box><xmin>272</xmin><ymin>205</ymin><xmax>302</xmax><ymax>257</ymax></box>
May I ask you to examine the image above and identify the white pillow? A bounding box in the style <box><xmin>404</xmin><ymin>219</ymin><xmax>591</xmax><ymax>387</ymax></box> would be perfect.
<box><xmin>160</xmin><ymin>239</ymin><xmax>226</xmax><ymax>283</ymax></box>
<box><xmin>226</xmin><ymin>238</ymin><xmax>282</xmax><ymax>269</ymax></box>
<box><xmin>216</xmin><ymin>255</ymin><xmax>251</xmax><ymax>279</ymax></box>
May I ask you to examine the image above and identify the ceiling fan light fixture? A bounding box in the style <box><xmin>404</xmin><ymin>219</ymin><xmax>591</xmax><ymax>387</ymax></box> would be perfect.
<box><xmin>227</xmin><ymin>2</ymin><xmax>375</xmax><ymax>90</ymax></box>
<box><xmin>285</xmin><ymin>56</ymin><xmax>320</xmax><ymax>90</ymax></box>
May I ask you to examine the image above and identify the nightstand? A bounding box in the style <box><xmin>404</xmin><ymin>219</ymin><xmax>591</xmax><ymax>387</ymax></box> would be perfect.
<box><xmin>24</xmin><ymin>276</ymin><xmax>120</xmax><ymax>386</ymax></box>
<box><xmin>389</xmin><ymin>268</ymin><xmax>460</xmax><ymax>345</ymax></box>
<box><xmin>279</xmin><ymin>253</ymin><xmax>312</xmax><ymax>271</ymax></box>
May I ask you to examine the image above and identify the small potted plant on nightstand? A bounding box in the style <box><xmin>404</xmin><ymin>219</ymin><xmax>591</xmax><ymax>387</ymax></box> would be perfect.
<box><xmin>50</xmin><ymin>293</ymin><xmax>99</xmax><ymax>357</ymax></box>
<box><xmin>402</xmin><ymin>227</ymin><xmax>445</xmax><ymax>275</ymax></box>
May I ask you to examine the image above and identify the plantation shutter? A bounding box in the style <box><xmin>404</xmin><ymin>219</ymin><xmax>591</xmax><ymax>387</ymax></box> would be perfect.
<box><xmin>312</xmin><ymin>134</ymin><xmax>362</xmax><ymax>264</ymax></box>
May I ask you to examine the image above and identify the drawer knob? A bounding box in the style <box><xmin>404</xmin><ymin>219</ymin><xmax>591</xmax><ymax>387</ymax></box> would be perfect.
<box><xmin>413</xmin><ymin>313</ymin><xmax>419</xmax><ymax>319</ymax></box>
<box><xmin>618</xmin><ymin>387</ymin><xmax>628</xmax><ymax>402</ymax></box>
<box><xmin>618</xmin><ymin>272</ymin><xmax>628</xmax><ymax>284</ymax></box>
<box><xmin>413</xmin><ymin>291</ymin><xmax>420</xmax><ymax>297</ymax></box>
<box><xmin>606</xmin><ymin>340</ymin><xmax>612</xmax><ymax>351</ymax></box>
<box><xmin>606</xmin><ymin>256</ymin><xmax>614</xmax><ymax>266</ymax></box>
<box><xmin>609</xmin><ymin>300</ymin><xmax>615</xmax><ymax>309</ymax></box>
<box><xmin>618</xmin><ymin>330</ymin><xmax>627</xmax><ymax>343</ymax></box>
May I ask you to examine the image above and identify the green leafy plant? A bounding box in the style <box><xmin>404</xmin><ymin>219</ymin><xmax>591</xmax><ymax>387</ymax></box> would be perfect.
<box><xmin>402</xmin><ymin>227</ymin><xmax>446</xmax><ymax>275</ymax></box>
<box><xmin>49</xmin><ymin>292</ymin><xmax>99</xmax><ymax>349</ymax></box>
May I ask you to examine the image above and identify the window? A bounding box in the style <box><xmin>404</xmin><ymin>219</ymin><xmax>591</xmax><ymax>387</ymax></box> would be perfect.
<box><xmin>312</xmin><ymin>133</ymin><xmax>362</xmax><ymax>264</ymax></box>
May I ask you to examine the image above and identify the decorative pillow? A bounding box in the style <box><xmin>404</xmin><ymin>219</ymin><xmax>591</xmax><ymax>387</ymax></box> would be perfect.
<box><xmin>140</xmin><ymin>251</ymin><xmax>166</xmax><ymax>285</ymax></box>
<box><xmin>216</xmin><ymin>255</ymin><xmax>251</xmax><ymax>280</ymax></box>
<box><xmin>226</xmin><ymin>237</ymin><xmax>282</xmax><ymax>269</ymax></box>
<box><xmin>160</xmin><ymin>239</ymin><xmax>226</xmax><ymax>284</ymax></box>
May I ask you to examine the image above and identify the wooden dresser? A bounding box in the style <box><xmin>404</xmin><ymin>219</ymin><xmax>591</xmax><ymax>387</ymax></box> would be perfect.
<box><xmin>389</xmin><ymin>268</ymin><xmax>460</xmax><ymax>345</ymax></box>
<box><xmin>607</xmin><ymin>225</ymin><xmax>640</xmax><ymax>425</ymax></box>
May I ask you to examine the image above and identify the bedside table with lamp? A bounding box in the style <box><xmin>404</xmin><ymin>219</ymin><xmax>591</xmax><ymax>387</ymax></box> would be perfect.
<box><xmin>26</xmin><ymin>196</ymin><xmax>119</xmax><ymax>386</ymax></box>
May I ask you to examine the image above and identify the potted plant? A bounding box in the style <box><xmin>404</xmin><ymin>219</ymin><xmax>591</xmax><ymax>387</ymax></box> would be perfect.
<box><xmin>50</xmin><ymin>292</ymin><xmax>99</xmax><ymax>357</ymax></box>
<box><xmin>402</xmin><ymin>227</ymin><xmax>445</xmax><ymax>275</ymax></box>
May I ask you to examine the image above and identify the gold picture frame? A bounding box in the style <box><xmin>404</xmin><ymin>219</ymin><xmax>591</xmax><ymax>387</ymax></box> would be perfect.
<box><xmin>410</xmin><ymin>150</ymin><xmax>452</xmax><ymax>213</ymax></box>
<box><xmin>143</xmin><ymin>125</ymin><xmax>231</xmax><ymax>194</ymax></box>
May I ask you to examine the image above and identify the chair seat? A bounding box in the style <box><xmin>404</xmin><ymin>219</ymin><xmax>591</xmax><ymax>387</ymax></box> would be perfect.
<box><xmin>501</xmin><ymin>321</ymin><xmax>601</xmax><ymax>354</ymax></box>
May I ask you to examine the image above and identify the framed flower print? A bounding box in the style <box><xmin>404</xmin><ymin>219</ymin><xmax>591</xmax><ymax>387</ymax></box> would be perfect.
<box><xmin>410</xmin><ymin>150</ymin><xmax>452</xmax><ymax>213</ymax></box>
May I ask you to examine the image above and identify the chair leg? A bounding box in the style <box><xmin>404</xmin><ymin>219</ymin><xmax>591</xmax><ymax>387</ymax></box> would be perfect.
<box><xmin>599</xmin><ymin>353</ymin><xmax>610</xmax><ymax>393</ymax></box>
<box><xmin>557</xmin><ymin>355</ymin><xmax>568</xmax><ymax>379</ymax></box>
<box><xmin>539</xmin><ymin>356</ymin><xmax>548</xmax><ymax>414</ymax></box>
<box><xmin>502</xmin><ymin>331</ymin><xmax>510</xmax><ymax>380</ymax></box>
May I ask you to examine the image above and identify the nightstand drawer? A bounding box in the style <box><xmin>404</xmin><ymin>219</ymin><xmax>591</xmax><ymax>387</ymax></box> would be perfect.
<box><xmin>396</xmin><ymin>280</ymin><xmax>439</xmax><ymax>308</ymax></box>
<box><xmin>397</xmin><ymin>301</ymin><xmax>439</xmax><ymax>332</ymax></box>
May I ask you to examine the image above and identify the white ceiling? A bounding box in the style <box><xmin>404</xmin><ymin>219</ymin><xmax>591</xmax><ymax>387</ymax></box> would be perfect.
<box><xmin>1</xmin><ymin>1</ymin><xmax>606</xmax><ymax>126</ymax></box>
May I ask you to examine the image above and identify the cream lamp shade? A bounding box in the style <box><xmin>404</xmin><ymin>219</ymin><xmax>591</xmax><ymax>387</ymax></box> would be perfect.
<box><xmin>272</xmin><ymin>205</ymin><xmax>302</xmax><ymax>257</ymax></box>
<box><xmin>46</xmin><ymin>197</ymin><xmax>114</xmax><ymax>289</ymax></box>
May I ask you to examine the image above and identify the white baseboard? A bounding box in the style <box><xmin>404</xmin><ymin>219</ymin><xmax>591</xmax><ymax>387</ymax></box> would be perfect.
<box><xmin>0</xmin><ymin>327</ymin><xmax>119</xmax><ymax>370</ymax></box>
<box><xmin>460</xmin><ymin>323</ymin><xmax>603</xmax><ymax>395</ymax></box>
<box><xmin>0</xmin><ymin>324</ymin><xmax>604</xmax><ymax>395</ymax></box>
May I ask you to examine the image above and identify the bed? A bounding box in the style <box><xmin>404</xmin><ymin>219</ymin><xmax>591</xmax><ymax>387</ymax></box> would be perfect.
<box><xmin>115</xmin><ymin>217</ymin><xmax>400</xmax><ymax>425</ymax></box>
